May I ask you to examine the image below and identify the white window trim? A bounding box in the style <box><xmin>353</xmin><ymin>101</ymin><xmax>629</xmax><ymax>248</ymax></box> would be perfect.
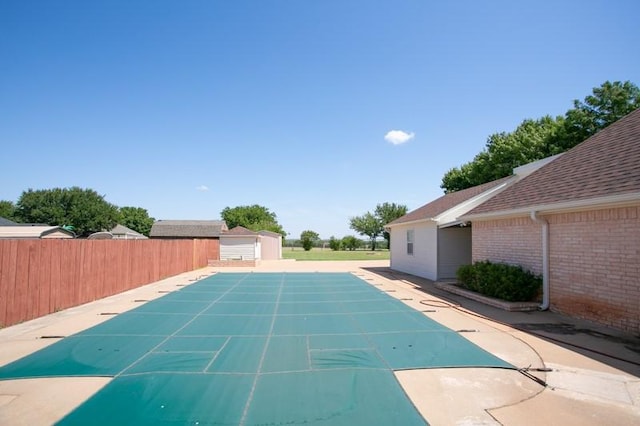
<box><xmin>407</xmin><ymin>229</ymin><xmax>414</xmax><ymax>256</ymax></box>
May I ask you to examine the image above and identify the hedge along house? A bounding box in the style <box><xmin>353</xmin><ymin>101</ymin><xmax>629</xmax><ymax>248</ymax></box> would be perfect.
<box><xmin>461</xmin><ymin>108</ymin><xmax>640</xmax><ymax>334</ymax></box>
<box><xmin>385</xmin><ymin>156</ymin><xmax>562</xmax><ymax>282</ymax></box>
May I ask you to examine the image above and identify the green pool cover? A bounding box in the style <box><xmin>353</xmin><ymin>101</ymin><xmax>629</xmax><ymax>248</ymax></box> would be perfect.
<box><xmin>0</xmin><ymin>272</ymin><xmax>513</xmax><ymax>425</ymax></box>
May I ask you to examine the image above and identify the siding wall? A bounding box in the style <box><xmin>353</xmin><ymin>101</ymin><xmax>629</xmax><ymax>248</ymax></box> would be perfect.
<box><xmin>220</xmin><ymin>237</ymin><xmax>257</xmax><ymax>261</ymax></box>
<box><xmin>472</xmin><ymin>206</ymin><xmax>640</xmax><ymax>333</ymax></box>
<box><xmin>437</xmin><ymin>227</ymin><xmax>472</xmax><ymax>279</ymax></box>
<box><xmin>390</xmin><ymin>222</ymin><xmax>438</xmax><ymax>281</ymax></box>
<box><xmin>0</xmin><ymin>239</ymin><xmax>220</xmax><ymax>328</ymax></box>
<box><xmin>260</xmin><ymin>235</ymin><xmax>282</xmax><ymax>260</ymax></box>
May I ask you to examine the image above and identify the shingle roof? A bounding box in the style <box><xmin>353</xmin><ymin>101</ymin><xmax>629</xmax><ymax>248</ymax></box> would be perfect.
<box><xmin>111</xmin><ymin>224</ymin><xmax>147</xmax><ymax>238</ymax></box>
<box><xmin>0</xmin><ymin>217</ymin><xmax>18</xmax><ymax>226</ymax></box>
<box><xmin>223</xmin><ymin>226</ymin><xmax>258</xmax><ymax>236</ymax></box>
<box><xmin>149</xmin><ymin>220</ymin><xmax>228</xmax><ymax>238</ymax></box>
<box><xmin>386</xmin><ymin>176</ymin><xmax>513</xmax><ymax>226</ymax></box>
<box><xmin>468</xmin><ymin>107</ymin><xmax>640</xmax><ymax>216</ymax></box>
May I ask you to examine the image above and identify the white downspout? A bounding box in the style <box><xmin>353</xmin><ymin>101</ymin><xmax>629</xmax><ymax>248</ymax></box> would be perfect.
<box><xmin>530</xmin><ymin>211</ymin><xmax>550</xmax><ymax>310</ymax></box>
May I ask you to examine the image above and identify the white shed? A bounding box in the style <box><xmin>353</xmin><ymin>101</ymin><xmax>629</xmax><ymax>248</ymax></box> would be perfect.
<box><xmin>259</xmin><ymin>230</ymin><xmax>282</xmax><ymax>260</ymax></box>
<box><xmin>220</xmin><ymin>226</ymin><xmax>261</xmax><ymax>261</ymax></box>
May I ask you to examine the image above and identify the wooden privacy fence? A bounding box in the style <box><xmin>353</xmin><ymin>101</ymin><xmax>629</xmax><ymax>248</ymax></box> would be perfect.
<box><xmin>0</xmin><ymin>238</ymin><xmax>220</xmax><ymax>328</ymax></box>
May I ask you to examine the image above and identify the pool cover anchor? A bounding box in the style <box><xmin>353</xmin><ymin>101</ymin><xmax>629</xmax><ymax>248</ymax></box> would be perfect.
<box><xmin>518</xmin><ymin>365</ymin><xmax>549</xmax><ymax>387</ymax></box>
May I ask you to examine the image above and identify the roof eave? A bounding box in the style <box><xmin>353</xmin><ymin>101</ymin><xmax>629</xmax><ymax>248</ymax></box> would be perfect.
<box><xmin>461</xmin><ymin>192</ymin><xmax>640</xmax><ymax>221</ymax></box>
<box><xmin>385</xmin><ymin>217</ymin><xmax>436</xmax><ymax>230</ymax></box>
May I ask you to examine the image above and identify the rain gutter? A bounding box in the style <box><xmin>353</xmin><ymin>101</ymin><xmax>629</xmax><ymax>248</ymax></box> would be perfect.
<box><xmin>530</xmin><ymin>211</ymin><xmax>549</xmax><ymax>311</ymax></box>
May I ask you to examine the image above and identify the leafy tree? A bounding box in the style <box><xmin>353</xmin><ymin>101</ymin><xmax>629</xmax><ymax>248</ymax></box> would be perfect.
<box><xmin>441</xmin><ymin>116</ymin><xmax>563</xmax><ymax>192</ymax></box>
<box><xmin>349</xmin><ymin>212</ymin><xmax>382</xmax><ymax>250</ymax></box>
<box><xmin>440</xmin><ymin>80</ymin><xmax>640</xmax><ymax>193</ymax></box>
<box><xmin>15</xmin><ymin>187</ymin><xmax>119</xmax><ymax>237</ymax></box>
<box><xmin>375</xmin><ymin>202</ymin><xmax>408</xmax><ymax>248</ymax></box>
<box><xmin>119</xmin><ymin>206</ymin><xmax>155</xmax><ymax>236</ymax></box>
<box><xmin>0</xmin><ymin>200</ymin><xmax>17</xmax><ymax>221</ymax></box>
<box><xmin>300</xmin><ymin>230</ymin><xmax>319</xmax><ymax>251</ymax></box>
<box><xmin>341</xmin><ymin>235</ymin><xmax>360</xmax><ymax>251</ymax></box>
<box><xmin>328</xmin><ymin>236</ymin><xmax>342</xmax><ymax>251</ymax></box>
<box><xmin>220</xmin><ymin>204</ymin><xmax>286</xmax><ymax>237</ymax></box>
<box><xmin>559</xmin><ymin>80</ymin><xmax>640</xmax><ymax>152</ymax></box>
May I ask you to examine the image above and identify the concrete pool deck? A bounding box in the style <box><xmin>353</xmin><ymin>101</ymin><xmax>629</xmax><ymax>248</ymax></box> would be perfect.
<box><xmin>1</xmin><ymin>259</ymin><xmax>639</xmax><ymax>425</ymax></box>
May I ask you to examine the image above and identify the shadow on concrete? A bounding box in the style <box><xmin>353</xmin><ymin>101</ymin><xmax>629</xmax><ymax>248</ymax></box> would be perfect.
<box><xmin>362</xmin><ymin>266</ymin><xmax>640</xmax><ymax>378</ymax></box>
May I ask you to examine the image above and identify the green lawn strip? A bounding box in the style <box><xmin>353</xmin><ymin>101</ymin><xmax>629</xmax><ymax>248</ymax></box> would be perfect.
<box><xmin>282</xmin><ymin>249</ymin><xmax>390</xmax><ymax>261</ymax></box>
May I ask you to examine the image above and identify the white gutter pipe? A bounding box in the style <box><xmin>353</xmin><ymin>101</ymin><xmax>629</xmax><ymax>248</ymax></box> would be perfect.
<box><xmin>530</xmin><ymin>211</ymin><xmax>550</xmax><ymax>310</ymax></box>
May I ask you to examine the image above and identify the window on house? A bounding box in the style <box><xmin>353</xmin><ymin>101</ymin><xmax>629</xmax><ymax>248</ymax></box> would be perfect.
<box><xmin>407</xmin><ymin>230</ymin><xmax>414</xmax><ymax>255</ymax></box>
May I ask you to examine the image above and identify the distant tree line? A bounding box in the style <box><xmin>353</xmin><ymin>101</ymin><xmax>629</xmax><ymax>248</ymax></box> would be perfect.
<box><xmin>0</xmin><ymin>187</ymin><xmax>154</xmax><ymax>237</ymax></box>
<box><xmin>1</xmin><ymin>193</ymin><xmax>290</xmax><ymax>241</ymax></box>
<box><xmin>441</xmin><ymin>80</ymin><xmax>640</xmax><ymax>193</ymax></box>
<box><xmin>284</xmin><ymin>237</ymin><xmax>388</xmax><ymax>251</ymax></box>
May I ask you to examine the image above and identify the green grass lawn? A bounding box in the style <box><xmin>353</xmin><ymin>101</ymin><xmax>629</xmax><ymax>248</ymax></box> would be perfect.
<box><xmin>282</xmin><ymin>248</ymin><xmax>390</xmax><ymax>261</ymax></box>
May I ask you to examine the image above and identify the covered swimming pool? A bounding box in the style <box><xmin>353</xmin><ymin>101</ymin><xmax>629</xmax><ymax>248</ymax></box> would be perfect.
<box><xmin>0</xmin><ymin>272</ymin><xmax>513</xmax><ymax>425</ymax></box>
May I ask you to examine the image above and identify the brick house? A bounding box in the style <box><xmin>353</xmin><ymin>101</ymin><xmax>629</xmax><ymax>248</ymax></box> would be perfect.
<box><xmin>386</xmin><ymin>156</ymin><xmax>559</xmax><ymax>281</ymax></box>
<box><xmin>462</xmin><ymin>108</ymin><xmax>640</xmax><ymax>333</ymax></box>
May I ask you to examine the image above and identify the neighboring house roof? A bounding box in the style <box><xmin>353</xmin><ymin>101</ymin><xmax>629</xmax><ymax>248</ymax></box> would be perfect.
<box><xmin>149</xmin><ymin>220</ymin><xmax>228</xmax><ymax>238</ymax></box>
<box><xmin>110</xmin><ymin>224</ymin><xmax>148</xmax><ymax>239</ymax></box>
<box><xmin>386</xmin><ymin>176</ymin><xmax>514</xmax><ymax>228</ymax></box>
<box><xmin>223</xmin><ymin>226</ymin><xmax>259</xmax><ymax>237</ymax></box>
<box><xmin>0</xmin><ymin>217</ymin><xmax>18</xmax><ymax>226</ymax></box>
<box><xmin>87</xmin><ymin>231</ymin><xmax>114</xmax><ymax>240</ymax></box>
<box><xmin>0</xmin><ymin>226</ymin><xmax>75</xmax><ymax>239</ymax></box>
<box><xmin>465</xmin><ymin>107</ymin><xmax>640</xmax><ymax>218</ymax></box>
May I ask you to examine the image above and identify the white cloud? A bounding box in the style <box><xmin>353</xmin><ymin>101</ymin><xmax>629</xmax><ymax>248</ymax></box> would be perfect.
<box><xmin>196</xmin><ymin>185</ymin><xmax>209</xmax><ymax>192</ymax></box>
<box><xmin>384</xmin><ymin>130</ymin><xmax>415</xmax><ymax>145</ymax></box>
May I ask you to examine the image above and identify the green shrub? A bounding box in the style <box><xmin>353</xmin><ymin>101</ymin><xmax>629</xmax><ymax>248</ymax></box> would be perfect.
<box><xmin>341</xmin><ymin>235</ymin><xmax>360</xmax><ymax>251</ymax></box>
<box><xmin>328</xmin><ymin>236</ymin><xmax>342</xmax><ymax>251</ymax></box>
<box><xmin>456</xmin><ymin>261</ymin><xmax>541</xmax><ymax>302</ymax></box>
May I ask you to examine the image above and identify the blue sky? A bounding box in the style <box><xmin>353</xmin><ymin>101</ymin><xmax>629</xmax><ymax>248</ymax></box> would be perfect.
<box><xmin>1</xmin><ymin>1</ymin><xmax>639</xmax><ymax>239</ymax></box>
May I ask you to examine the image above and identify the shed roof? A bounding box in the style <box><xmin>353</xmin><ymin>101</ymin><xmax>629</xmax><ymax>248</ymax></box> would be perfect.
<box><xmin>466</xmin><ymin>107</ymin><xmax>640</xmax><ymax>217</ymax></box>
<box><xmin>223</xmin><ymin>226</ymin><xmax>259</xmax><ymax>236</ymax></box>
<box><xmin>149</xmin><ymin>220</ymin><xmax>228</xmax><ymax>238</ymax></box>
<box><xmin>386</xmin><ymin>176</ymin><xmax>513</xmax><ymax>227</ymax></box>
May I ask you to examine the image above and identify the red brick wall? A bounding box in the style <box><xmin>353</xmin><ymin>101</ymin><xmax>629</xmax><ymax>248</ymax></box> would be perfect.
<box><xmin>472</xmin><ymin>217</ymin><xmax>542</xmax><ymax>275</ymax></box>
<box><xmin>472</xmin><ymin>206</ymin><xmax>640</xmax><ymax>333</ymax></box>
<box><xmin>547</xmin><ymin>207</ymin><xmax>639</xmax><ymax>332</ymax></box>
